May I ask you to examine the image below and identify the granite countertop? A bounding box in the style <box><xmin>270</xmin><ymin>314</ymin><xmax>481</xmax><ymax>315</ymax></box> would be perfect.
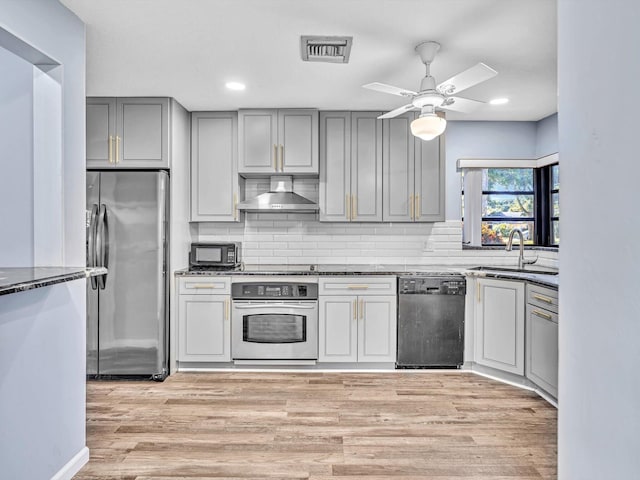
<box><xmin>176</xmin><ymin>264</ymin><xmax>559</xmax><ymax>288</ymax></box>
<box><xmin>0</xmin><ymin>266</ymin><xmax>107</xmax><ymax>296</ymax></box>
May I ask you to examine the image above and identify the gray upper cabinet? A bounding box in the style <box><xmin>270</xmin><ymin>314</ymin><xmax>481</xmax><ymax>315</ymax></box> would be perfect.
<box><xmin>319</xmin><ymin>111</ymin><xmax>382</xmax><ymax>222</ymax></box>
<box><xmin>383</xmin><ymin>112</ymin><xmax>445</xmax><ymax>222</ymax></box>
<box><xmin>87</xmin><ymin>97</ymin><xmax>169</xmax><ymax>169</ymax></box>
<box><xmin>238</xmin><ymin>109</ymin><xmax>318</xmax><ymax>175</ymax></box>
<box><xmin>190</xmin><ymin>112</ymin><xmax>240</xmax><ymax>222</ymax></box>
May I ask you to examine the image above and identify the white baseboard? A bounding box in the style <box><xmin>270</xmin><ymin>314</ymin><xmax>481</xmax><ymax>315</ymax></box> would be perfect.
<box><xmin>51</xmin><ymin>446</ymin><xmax>89</xmax><ymax>480</ymax></box>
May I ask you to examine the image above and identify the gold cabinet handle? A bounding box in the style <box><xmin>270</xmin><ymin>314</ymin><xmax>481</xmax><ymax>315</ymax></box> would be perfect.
<box><xmin>115</xmin><ymin>135</ymin><xmax>121</xmax><ymax>163</ymax></box>
<box><xmin>273</xmin><ymin>145</ymin><xmax>277</xmax><ymax>170</ymax></box>
<box><xmin>233</xmin><ymin>192</ymin><xmax>238</xmax><ymax>221</ymax></box>
<box><xmin>225</xmin><ymin>298</ymin><xmax>230</xmax><ymax>321</ymax></box>
<box><xmin>532</xmin><ymin>309</ymin><xmax>553</xmax><ymax>320</ymax></box>
<box><xmin>347</xmin><ymin>285</ymin><xmax>370</xmax><ymax>290</ymax></box>
<box><xmin>353</xmin><ymin>299</ymin><xmax>357</xmax><ymax>320</ymax></box>
<box><xmin>188</xmin><ymin>283</ymin><xmax>220</xmax><ymax>289</ymax></box>
<box><xmin>346</xmin><ymin>194</ymin><xmax>351</xmax><ymax>221</ymax></box>
<box><xmin>108</xmin><ymin>135</ymin><xmax>114</xmax><ymax>164</ymax></box>
<box><xmin>415</xmin><ymin>194</ymin><xmax>420</xmax><ymax>220</ymax></box>
<box><xmin>279</xmin><ymin>144</ymin><xmax>284</xmax><ymax>171</ymax></box>
<box><xmin>409</xmin><ymin>194</ymin><xmax>414</xmax><ymax>220</ymax></box>
<box><xmin>533</xmin><ymin>294</ymin><xmax>554</xmax><ymax>304</ymax></box>
<box><xmin>352</xmin><ymin>195</ymin><xmax>357</xmax><ymax>220</ymax></box>
<box><xmin>359</xmin><ymin>298</ymin><xmax>364</xmax><ymax>320</ymax></box>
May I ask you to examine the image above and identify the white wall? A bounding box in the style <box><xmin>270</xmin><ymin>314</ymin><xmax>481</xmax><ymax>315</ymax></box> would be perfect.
<box><xmin>0</xmin><ymin>46</ymin><xmax>34</xmax><ymax>265</ymax></box>
<box><xmin>535</xmin><ymin>113</ymin><xmax>558</xmax><ymax>157</ymax></box>
<box><xmin>0</xmin><ymin>0</ymin><xmax>87</xmax><ymax>478</ymax></box>
<box><xmin>444</xmin><ymin>120</ymin><xmax>538</xmax><ymax>220</ymax></box>
<box><xmin>558</xmin><ymin>0</ymin><xmax>640</xmax><ymax>477</ymax></box>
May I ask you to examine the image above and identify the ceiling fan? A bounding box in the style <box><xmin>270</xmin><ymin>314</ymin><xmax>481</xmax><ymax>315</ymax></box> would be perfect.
<box><xmin>363</xmin><ymin>41</ymin><xmax>498</xmax><ymax>140</ymax></box>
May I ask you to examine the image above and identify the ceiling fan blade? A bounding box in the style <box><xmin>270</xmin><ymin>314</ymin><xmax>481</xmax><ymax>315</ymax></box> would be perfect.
<box><xmin>363</xmin><ymin>82</ymin><xmax>417</xmax><ymax>97</ymax></box>
<box><xmin>439</xmin><ymin>96</ymin><xmax>486</xmax><ymax>113</ymax></box>
<box><xmin>377</xmin><ymin>104</ymin><xmax>418</xmax><ymax>119</ymax></box>
<box><xmin>436</xmin><ymin>63</ymin><xmax>498</xmax><ymax>95</ymax></box>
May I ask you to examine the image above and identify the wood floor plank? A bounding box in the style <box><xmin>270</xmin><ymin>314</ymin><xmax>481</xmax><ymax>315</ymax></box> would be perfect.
<box><xmin>75</xmin><ymin>372</ymin><xmax>556</xmax><ymax>480</ymax></box>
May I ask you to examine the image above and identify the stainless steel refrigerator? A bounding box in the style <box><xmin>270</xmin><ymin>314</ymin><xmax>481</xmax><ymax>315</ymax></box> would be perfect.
<box><xmin>86</xmin><ymin>171</ymin><xmax>168</xmax><ymax>380</ymax></box>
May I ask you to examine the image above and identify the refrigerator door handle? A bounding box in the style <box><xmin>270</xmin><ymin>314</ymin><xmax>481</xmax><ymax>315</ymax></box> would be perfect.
<box><xmin>97</xmin><ymin>204</ymin><xmax>109</xmax><ymax>290</ymax></box>
<box><xmin>88</xmin><ymin>204</ymin><xmax>99</xmax><ymax>290</ymax></box>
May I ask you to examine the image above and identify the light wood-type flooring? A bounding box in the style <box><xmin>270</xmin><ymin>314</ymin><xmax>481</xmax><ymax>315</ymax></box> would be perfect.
<box><xmin>75</xmin><ymin>371</ymin><xmax>557</xmax><ymax>480</ymax></box>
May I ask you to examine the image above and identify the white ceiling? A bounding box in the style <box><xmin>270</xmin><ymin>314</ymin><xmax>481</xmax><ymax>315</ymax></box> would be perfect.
<box><xmin>61</xmin><ymin>0</ymin><xmax>557</xmax><ymax>121</ymax></box>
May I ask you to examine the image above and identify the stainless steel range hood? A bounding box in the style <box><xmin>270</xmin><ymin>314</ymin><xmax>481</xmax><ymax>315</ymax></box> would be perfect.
<box><xmin>237</xmin><ymin>176</ymin><xmax>319</xmax><ymax>213</ymax></box>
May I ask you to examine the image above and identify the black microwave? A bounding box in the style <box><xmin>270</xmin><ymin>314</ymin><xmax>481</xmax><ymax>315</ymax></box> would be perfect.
<box><xmin>189</xmin><ymin>242</ymin><xmax>241</xmax><ymax>269</ymax></box>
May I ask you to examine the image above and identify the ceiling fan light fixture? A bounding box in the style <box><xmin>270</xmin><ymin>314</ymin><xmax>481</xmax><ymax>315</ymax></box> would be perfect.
<box><xmin>411</xmin><ymin>113</ymin><xmax>446</xmax><ymax>141</ymax></box>
<box><xmin>489</xmin><ymin>97</ymin><xmax>509</xmax><ymax>105</ymax></box>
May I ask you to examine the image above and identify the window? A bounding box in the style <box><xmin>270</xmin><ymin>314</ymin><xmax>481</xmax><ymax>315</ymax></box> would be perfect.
<box><xmin>462</xmin><ymin>163</ymin><xmax>559</xmax><ymax>247</ymax></box>
<box><xmin>481</xmin><ymin>168</ymin><xmax>535</xmax><ymax>245</ymax></box>
<box><xmin>550</xmin><ymin>164</ymin><xmax>560</xmax><ymax>245</ymax></box>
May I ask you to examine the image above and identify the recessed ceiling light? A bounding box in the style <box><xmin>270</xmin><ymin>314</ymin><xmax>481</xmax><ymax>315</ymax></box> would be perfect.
<box><xmin>225</xmin><ymin>81</ymin><xmax>246</xmax><ymax>91</ymax></box>
<box><xmin>489</xmin><ymin>97</ymin><xmax>509</xmax><ymax>105</ymax></box>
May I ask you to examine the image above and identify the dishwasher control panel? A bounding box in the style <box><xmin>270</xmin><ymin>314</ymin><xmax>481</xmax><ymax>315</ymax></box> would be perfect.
<box><xmin>399</xmin><ymin>276</ymin><xmax>466</xmax><ymax>295</ymax></box>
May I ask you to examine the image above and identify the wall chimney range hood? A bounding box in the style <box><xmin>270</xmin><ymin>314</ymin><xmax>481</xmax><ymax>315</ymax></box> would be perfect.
<box><xmin>237</xmin><ymin>176</ymin><xmax>319</xmax><ymax>213</ymax></box>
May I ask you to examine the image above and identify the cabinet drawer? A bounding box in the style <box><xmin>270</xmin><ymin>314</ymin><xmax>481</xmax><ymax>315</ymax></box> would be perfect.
<box><xmin>528</xmin><ymin>304</ymin><xmax>559</xmax><ymax>324</ymax></box>
<box><xmin>179</xmin><ymin>277</ymin><xmax>231</xmax><ymax>295</ymax></box>
<box><xmin>319</xmin><ymin>276</ymin><xmax>397</xmax><ymax>296</ymax></box>
<box><xmin>527</xmin><ymin>284</ymin><xmax>558</xmax><ymax>314</ymax></box>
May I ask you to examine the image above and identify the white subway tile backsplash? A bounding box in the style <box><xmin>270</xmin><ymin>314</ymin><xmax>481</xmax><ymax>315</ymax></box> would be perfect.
<box><xmin>194</xmin><ymin>216</ymin><xmax>557</xmax><ymax>269</ymax></box>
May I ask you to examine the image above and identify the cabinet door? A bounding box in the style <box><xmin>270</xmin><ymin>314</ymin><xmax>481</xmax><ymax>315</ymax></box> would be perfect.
<box><xmin>474</xmin><ymin>278</ymin><xmax>525</xmax><ymax>374</ymax></box>
<box><xmin>319</xmin><ymin>112</ymin><xmax>351</xmax><ymax>222</ymax></box>
<box><xmin>526</xmin><ymin>305</ymin><xmax>558</xmax><ymax>398</ymax></box>
<box><xmin>383</xmin><ymin>113</ymin><xmax>415</xmax><ymax>222</ymax></box>
<box><xmin>358</xmin><ymin>295</ymin><xmax>397</xmax><ymax>362</ymax></box>
<box><xmin>351</xmin><ymin>112</ymin><xmax>383</xmax><ymax>222</ymax></box>
<box><xmin>279</xmin><ymin>109</ymin><xmax>318</xmax><ymax>174</ymax></box>
<box><xmin>414</xmin><ymin>134</ymin><xmax>445</xmax><ymax>221</ymax></box>
<box><xmin>178</xmin><ymin>294</ymin><xmax>231</xmax><ymax>362</ymax></box>
<box><xmin>116</xmin><ymin>98</ymin><xmax>169</xmax><ymax>168</ymax></box>
<box><xmin>238</xmin><ymin>109</ymin><xmax>278</xmax><ymax>174</ymax></box>
<box><xmin>318</xmin><ymin>295</ymin><xmax>358</xmax><ymax>362</ymax></box>
<box><xmin>191</xmin><ymin>112</ymin><xmax>239</xmax><ymax>222</ymax></box>
<box><xmin>86</xmin><ymin>97</ymin><xmax>116</xmax><ymax>168</ymax></box>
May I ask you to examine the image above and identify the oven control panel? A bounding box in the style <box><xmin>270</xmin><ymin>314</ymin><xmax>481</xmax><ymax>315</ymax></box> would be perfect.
<box><xmin>232</xmin><ymin>282</ymin><xmax>318</xmax><ymax>300</ymax></box>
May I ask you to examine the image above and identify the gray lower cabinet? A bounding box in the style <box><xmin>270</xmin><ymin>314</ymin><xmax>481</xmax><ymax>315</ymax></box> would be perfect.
<box><xmin>190</xmin><ymin>112</ymin><xmax>240</xmax><ymax>222</ymax></box>
<box><xmin>238</xmin><ymin>109</ymin><xmax>318</xmax><ymax>175</ymax></box>
<box><xmin>382</xmin><ymin>112</ymin><xmax>445</xmax><ymax>222</ymax></box>
<box><xmin>318</xmin><ymin>277</ymin><xmax>396</xmax><ymax>362</ymax></box>
<box><xmin>474</xmin><ymin>278</ymin><xmax>525</xmax><ymax>375</ymax></box>
<box><xmin>87</xmin><ymin>97</ymin><xmax>169</xmax><ymax>168</ymax></box>
<box><xmin>525</xmin><ymin>284</ymin><xmax>559</xmax><ymax>398</ymax></box>
<box><xmin>319</xmin><ymin>111</ymin><xmax>383</xmax><ymax>222</ymax></box>
<box><xmin>177</xmin><ymin>278</ymin><xmax>231</xmax><ymax>363</ymax></box>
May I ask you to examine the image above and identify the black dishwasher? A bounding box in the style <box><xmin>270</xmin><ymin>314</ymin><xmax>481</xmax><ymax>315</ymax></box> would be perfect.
<box><xmin>396</xmin><ymin>276</ymin><xmax>466</xmax><ymax>368</ymax></box>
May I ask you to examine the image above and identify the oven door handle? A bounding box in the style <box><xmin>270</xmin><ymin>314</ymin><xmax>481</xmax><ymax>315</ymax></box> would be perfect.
<box><xmin>233</xmin><ymin>303</ymin><xmax>317</xmax><ymax>310</ymax></box>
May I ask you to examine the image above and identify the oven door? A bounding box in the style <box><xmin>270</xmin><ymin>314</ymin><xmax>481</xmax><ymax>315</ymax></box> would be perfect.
<box><xmin>231</xmin><ymin>301</ymin><xmax>318</xmax><ymax>360</ymax></box>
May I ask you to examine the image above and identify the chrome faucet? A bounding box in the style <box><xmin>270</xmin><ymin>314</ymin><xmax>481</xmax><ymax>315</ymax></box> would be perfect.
<box><xmin>505</xmin><ymin>228</ymin><xmax>537</xmax><ymax>270</ymax></box>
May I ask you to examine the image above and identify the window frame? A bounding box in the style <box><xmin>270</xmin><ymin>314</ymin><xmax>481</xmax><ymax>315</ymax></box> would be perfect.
<box><xmin>462</xmin><ymin>162</ymin><xmax>559</xmax><ymax>248</ymax></box>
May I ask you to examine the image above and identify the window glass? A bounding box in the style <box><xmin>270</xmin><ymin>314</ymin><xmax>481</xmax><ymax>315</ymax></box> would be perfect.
<box><xmin>551</xmin><ymin>164</ymin><xmax>560</xmax><ymax>190</ymax></box>
<box><xmin>482</xmin><ymin>194</ymin><xmax>534</xmax><ymax>218</ymax></box>
<box><xmin>482</xmin><ymin>168</ymin><xmax>534</xmax><ymax>192</ymax></box>
<box><xmin>552</xmin><ymin>192</ymin><xmax>560</xmax><ymax>217</ymax></box>
<box><xmin>552</xmin><ymin>221</ymin><xmax>560</xmax><ymax>246</ymax></box>
<box><xmin>482</xmin><ymin>220</ymin><xmax>535</xmax><ymax>245</ymax></box>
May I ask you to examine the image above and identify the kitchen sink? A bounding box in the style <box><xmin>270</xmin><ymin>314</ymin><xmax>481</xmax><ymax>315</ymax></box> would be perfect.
<box><xmin>469</xmin><ymin>266</ymin><xmax>559</xmax><ymax>276</ymax></box>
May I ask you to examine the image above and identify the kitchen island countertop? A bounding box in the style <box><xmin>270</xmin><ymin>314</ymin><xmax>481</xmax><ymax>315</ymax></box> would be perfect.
<box><xmin>0</xmin><ymin>267</ymin><xmax>107</xmax><ymax>296</ymax></box>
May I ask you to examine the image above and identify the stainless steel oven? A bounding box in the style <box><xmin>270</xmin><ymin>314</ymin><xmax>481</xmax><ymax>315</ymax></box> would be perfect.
<box><xmin>231</xmin><ymin>280</ymin><xmax>318</xmax><ymax>360</ymax></box>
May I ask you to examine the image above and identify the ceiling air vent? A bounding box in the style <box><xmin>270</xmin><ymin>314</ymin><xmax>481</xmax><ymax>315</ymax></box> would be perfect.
<box><xmin>300</xmin><ymin>36</ymin><xmax>353</xmax><ymax>63</ymax></box>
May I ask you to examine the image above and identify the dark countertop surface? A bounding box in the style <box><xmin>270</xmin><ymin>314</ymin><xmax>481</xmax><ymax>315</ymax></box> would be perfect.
<box><xmin>0</xmin><ymin>267</ymin><xmax>107</xmax><ymax>297</ymax></box>
<box><xmin>176</xmin><ymin>264</ymin><xmax>559</xmax><ymax>288</ymax></box>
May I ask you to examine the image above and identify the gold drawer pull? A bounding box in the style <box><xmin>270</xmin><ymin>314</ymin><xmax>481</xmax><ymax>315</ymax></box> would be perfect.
<box><xmin>347</xmin><ymin>285</ymin><xmax>370</xmax><ymax>290</ymax></box>
<box><xmin>188</xmin><ymin>284</ymin><xmax>220</xmax><ymax>289</ymax></box>
<box><xmin>532</xmin><ymin>309</ymin><xmax>553</xmax><ymax>320</ymax></box>
<box><xmin>532</xmin><ymin>293</ymin><xmax>554</xmax><ymax>304</ymax></box>
<box><xmin>353</xmin><ymin>299</ymin><xmax>357</xmax><ymax>320</ymax></box>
